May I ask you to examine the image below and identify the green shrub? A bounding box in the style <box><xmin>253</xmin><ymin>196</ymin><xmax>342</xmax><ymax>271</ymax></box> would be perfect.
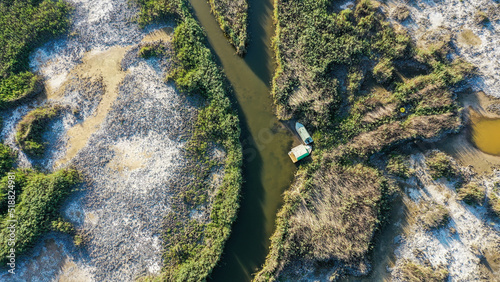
<box><xmin>425</xmin><ymin>151</ymin><xmax>457</xmax><ymax>180</ymax></box>
<box><xmin>74</xmin><ymin>233</ymin><xmax>84</xmax><ymax>247</ymax></box>
<box><xmin>51</xmin><ymin>217</ymin><xmax>75</xmax><ymax>234</ymax></box>
<box><xmin>489</xmin><ymin>192</ymin><xmax>500</xmax><ymax>217</ymax></box>
<box><xmin>347</xmin><ymin>68</ymin><xmax>364</xmax><ymax>95</ymax></box>
<box><xmin>16</xmin><ymin>104</ymin><xmax>62</xmax><ymax>157</ymax></box>
<box><xmin>373</xmin><ymin>58</ymin><xmax>394</xmax><ymax>83</ymax></box>
<box><xmin>0</xmin><ymin>0</ymin><xmax>72</xmax><ymax>107</ymax></box>
<box><xmin>0</xmin><ymin>168</ymin><xmax>81</xmax><ymax>263</ymax></box>
<box><xmin>474</xmin><ymin>10</ymin><xmax>489</xmax><ymax>25</ymax></box>
<box><xmin>138</xmin><ymin>44</ymin><xmax>165</xmax><ymax>59</ymax></box>
<box><xmin>386</xmin><ymin>154</ymin><xmax>411</xmax><ymax>178</ymax></box>
<box><xmin>457</xmin><ymin>182</ymin><xmax>485</xmax><ymax>205</ymax></box>
<box><xmin>136</xmin><ymin>0</ymin><xmax>180</xmax><ymax>27</ymax></box>
<box><xmin>0</xmin><ymin>144</ymin><xmax>16</xmax><ymax>177</ymax></box>
<box><xmin>420</xmin><ymin>203</ymin><xmax>449</xmax><ymax>230</ymax></box>
<box><xmin>0</xmin><ymin>72</ymin><xmax>42</xmax><ymax>109</ymax></box>
<box><xmin>0</xmin><ymin>169</ymin><xmax>30</xmax><ymax>215</ymax></box>
<box><xmin>207</xmin><ymin>0</ymin><xmax>248</xmax><ymax>55</ymax></box>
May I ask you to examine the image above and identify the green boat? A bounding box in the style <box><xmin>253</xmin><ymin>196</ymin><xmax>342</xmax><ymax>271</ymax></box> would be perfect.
<box><xmin>288</xmin><ymin>144</ymin><xmax>312</xmax><ymax>163</ymax></box>
<box><xmin>296</xmin><ymin>122</ymin><xmax>313</xmax><ymax>144</ymax></box>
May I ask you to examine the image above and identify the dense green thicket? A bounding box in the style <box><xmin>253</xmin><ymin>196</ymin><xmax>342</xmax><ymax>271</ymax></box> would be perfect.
<box><xmin>0</xmin><ymin>168</ymin><xmax>80</xmax><ymax>263</ymax></box>
<box><xmin>257</xmin><ymin>0</ymin><xmax>474</xmax><ymax>280</ymax></box>
<box><xmin>0</xmin><ymin>0</ymin><xmax>71</xmax><ymax>108</ymax></box>
<box><xmin>208</xmin><ymin>0</ymin><xmax>248</xmax><ymax>55</ymax></box>
<box><xmin>0</xmin><ymin>0</ymin><xmax>78</xmax><ymax>267</ymax></box>
<box><xmin>136</xmin><ymin>1</ymin><xmax>242</xmax><ymax>281</ymax></box>
<box><xmin>15</xmin><ymin>104</ymin><xmax>62</xmax><ymax>157</ymax></box>
<box><xmin>0</xmin><ymin>144</ymin><xmax>16</xmax><ymax>177</ymax></box>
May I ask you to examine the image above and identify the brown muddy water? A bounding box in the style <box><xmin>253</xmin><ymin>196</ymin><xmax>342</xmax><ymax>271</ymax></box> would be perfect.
<box><xmin>470</xmin><ymin>112</ymin><xmax>500</xmax><ymax>157</ymax></box>
<box><xmin>188</xmin><ymin>0</ymin><xmax>297</xmax><ymax>281</ymax></box>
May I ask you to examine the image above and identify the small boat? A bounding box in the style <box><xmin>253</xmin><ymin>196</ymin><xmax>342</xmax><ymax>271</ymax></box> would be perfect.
<box><xmin>296</xmin><ymin>122</ymin><xmax>313</xmax><ymax>144</ymax></box>
<box><xmin>288</xmin><ymin>144</ymin><xmax>312</xmax><ymax>163</ymax></box>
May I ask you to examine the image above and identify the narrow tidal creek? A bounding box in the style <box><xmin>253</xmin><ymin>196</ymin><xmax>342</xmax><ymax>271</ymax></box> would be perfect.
<box><xmin>188</xmin><ymin>0</ymin><xmax>297</xmax><ymax>281</ymax></box>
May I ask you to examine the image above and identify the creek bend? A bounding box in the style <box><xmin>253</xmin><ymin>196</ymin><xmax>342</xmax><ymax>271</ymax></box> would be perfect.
<box><xmin>188</xmin><ymin>0</ymin><xmax>296</xmax><ymax>281</ymax></box>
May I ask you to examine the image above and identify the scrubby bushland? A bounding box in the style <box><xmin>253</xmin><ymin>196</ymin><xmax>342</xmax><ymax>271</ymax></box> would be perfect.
<box><xmin>16</xmin><ymin>104</ymin><xmax>63</xmax><ymax>157</ymax></box>
<box><xmin>257</xmin><ymin>0</ymin><xmax>473</xmax><ymax>280</ymax></box>
<box><xmin>396</xmin><ymin>260</ymin><xmax>448</xmax><ymax>282</ymax></box>
<box><xmin>288</xmin><ymin>164</ymin><xmax>389</xmax><ymax>261</ymax></box>
<box><xmin>136</xmin><ymin>1</ymin><xmax>242</xmax><ymax>281</ymax></box>
<box><xmin>208</xmin><ymin>0</ymin><xmax>248</xmax><ymax>55</ymax></box>
<box><xmin>457</xmin><ymin>182</ymin><xmax>485</xmax><ymax>205</ymax></box>
<box><xmin>0</xmin><ymin>0</ymin><xmax>72</xmax><ymax>108</ymax></box>
<box><xmin>0</xmin><ymin>168</ymin><xmax>81</xmax><ymax>264</ymax></box>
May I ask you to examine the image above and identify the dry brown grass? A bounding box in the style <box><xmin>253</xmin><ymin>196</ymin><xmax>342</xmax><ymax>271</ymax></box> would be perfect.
<box><xmin>395</xmin><ymin>260</ymin><xmax>449</xmax><ymax>282</ymax></box>
<box><xmin>391</xmin><ymin>5</ymin><xmax>410</xmax><ymax>22</ymax></box>
<box><xmin>288</xmin><ymin>164</ymin><xmax>387</xmax><ymax>262</ymax></box>
<box><xmin>457</xmin><ymin>29</ymin><xmax>482</xmax><ymax>47</ymax></box>
<box><xmin>347</xmin><ymin>112</ymin><xmax>460</xmax><ymax>157</ymax></box>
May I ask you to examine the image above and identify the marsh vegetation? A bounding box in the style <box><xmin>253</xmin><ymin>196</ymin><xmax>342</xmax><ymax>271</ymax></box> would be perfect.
<box><xmin>136</xmin><ymin>0</ymin><xmax>243</xmax><ymax>280</ymax></box>
<box><xmin>256</xmin><ymin>0</ymin><xmax>475</xmax><ymax>279</ymax></box>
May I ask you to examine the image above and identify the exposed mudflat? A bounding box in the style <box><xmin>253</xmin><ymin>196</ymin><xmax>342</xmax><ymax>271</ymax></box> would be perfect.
<box><xmin>0</xmin><ymin>0</ymin><xmax>211</xmax><ymax>281</ymax></box>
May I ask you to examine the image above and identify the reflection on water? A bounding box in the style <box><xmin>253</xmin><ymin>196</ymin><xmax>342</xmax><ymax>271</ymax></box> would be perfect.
<box><xmin>470</xmin><ymin>111</ymin><xmax>500</xmax><ymax>156</ymax></box>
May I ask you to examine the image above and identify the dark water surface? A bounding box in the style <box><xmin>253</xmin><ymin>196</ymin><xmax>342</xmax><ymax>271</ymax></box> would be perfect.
<box><xmin>188</xmin><ymin>0</ymin><xmax>297</xmax><ymax>281</ymax></box>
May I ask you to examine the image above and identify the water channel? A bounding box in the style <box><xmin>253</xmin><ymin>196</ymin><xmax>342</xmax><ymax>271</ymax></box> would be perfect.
<box><xmin>188</xmin><ymin>0</ymin><xmax>297</xmax><ymax>280</ymax></box>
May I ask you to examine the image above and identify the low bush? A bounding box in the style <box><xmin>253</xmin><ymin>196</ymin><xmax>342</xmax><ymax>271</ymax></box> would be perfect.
<box><xmin>457</xmin><ymin>182</ymin><xmax>485</xmax><ymax>205</ymax></box>
<box><xmin>420</xmin><ymin>203</ymin><xmax>449</xmax><ymax>230</ymax></box>
<box><xmin>373</xmin><ymin>59</ymin><xmax>394</xmax><ymax>84</ymax></box>
<box><xmin>0</xmin><ymin>144</ymin><xmax>16</xmax><ymax>177</ymax></box>
<box><xmin>489</xmin><ymin>192</ymin><xmax>500</xmax><ymax>217</ymax></box>
<box><xmin>138</xmin><ymin>44</ymin><xmax>166</xmax><ymax>59</ymax></box>
<box><xmin>51</xmin><ymin>217</ymin><xmax>75</xmax><ymax>234</ymax></box>
<box><xmin>208</xmin><ymin>0</ymin><xmax>248</xmax><ymax>55</ymax></box>
<box><xmin>398</xmin><ymin>260</ymin><xmax>448</xmax><ymax>282</ymax></box>
<box><xmin>425</xmin><ymin>151</ymin><xmax>458</xmax><ymax>180</ymax></box>
<box><xmin>0</xmin><ymin>72</ymin><xmax>42</xmax><ymax>109</ymax></box>
<box><xmin>0</xmin><ymin>169</ymin><xmax>30</xmax><ymax>215</ymax></box>
<box><xmin>15</xmin><ymin>104</ymin><xmax>62</xmax><ymax>157</ymax></box>
<box><xmin>386</xmin><ymin>154</ymin><xmax>411</xmax><ymax>179</ymax></box>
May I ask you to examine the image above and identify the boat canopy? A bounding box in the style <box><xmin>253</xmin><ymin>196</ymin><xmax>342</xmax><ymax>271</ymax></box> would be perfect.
<box><xmin>296</xmin><ymin>122</ymin><xmax>313</xmax><ymax>144</ymax></box>
<box><xmin>288</xmin><ymin>144</ymin><xmax>312</xmax><ymax>163</ymax></box>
